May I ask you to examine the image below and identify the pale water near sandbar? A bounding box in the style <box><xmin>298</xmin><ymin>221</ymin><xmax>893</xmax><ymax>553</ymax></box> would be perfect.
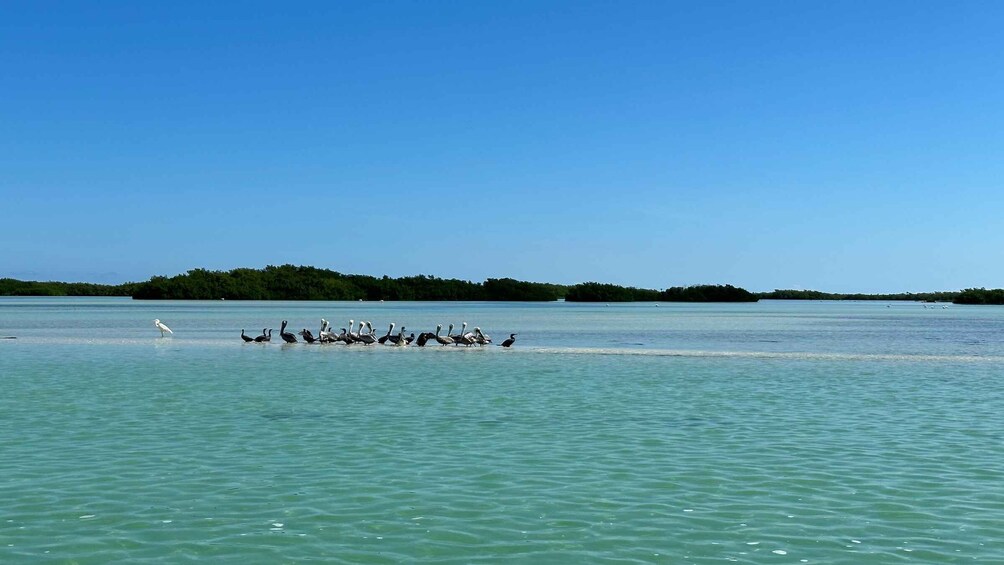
<box><xmin>2</xmin><ymin>298</ymin><xmax>1003</xmax><ymax>563</ymax></box>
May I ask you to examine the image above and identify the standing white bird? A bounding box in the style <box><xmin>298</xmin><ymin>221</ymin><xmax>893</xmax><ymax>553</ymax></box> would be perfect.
<box><xmin>154</xmin><ymin>319</ymin><xmax>173</xmax><ymax>337</ymax></box>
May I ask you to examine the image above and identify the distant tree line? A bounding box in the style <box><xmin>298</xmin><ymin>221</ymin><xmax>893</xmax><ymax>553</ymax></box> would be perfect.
<box><xmin>129</xmin><ymin>265</ymin><xmax>567</xmax><ymax>301</ymax></box>
<box><xmin>759</xmin><ymin>289</ymin><xmax>961</xmax><ymax>302</ymax></box>
<box><xmin>954</xmin><ymin>288</ymin><xmax>1004</xmax><ymax>305</ymax></box>
<box><xmin>0</xmin><ymin>278</ymin><xmax>136</xmax><ymax>296</ymax></box>
<box><xmin>6</xmin><ymin>268</ymin><xmax>1001</xmax><ymax>304</ymax></box>
<box><xmin>1</xmin><ymin>268</ymin><xmax>759</xmax><ymax>302</ymax></box>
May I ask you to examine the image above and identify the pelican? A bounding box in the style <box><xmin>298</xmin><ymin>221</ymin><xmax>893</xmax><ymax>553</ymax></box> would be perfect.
<box><xmin>501</xmin><ymin>333</ymin><xmax>517</xmax><ymax>347</ymax></box>
<box><xmin>280</xmin><ymin>320</ymin><xmax>298</xmax><ymax>343</ymax></box>
<box><xmin>319</xmin><ymin>320</ymin><xmax>336</xmax><ymax>343</ymax></box>
<box><xmin>455</xmin><ymin>322</ymin><xmax>477</xmax><ymax>346</ymax></box>
<box><xmin>474</xmin><ymin>327</ymin><xmax>491</xmax><ymax>345</ymax></box>
<box><xmin>241</xmin><ymin>329</ymin><xmax>254</xmax><ymax>343</ymax></box>
<box><xmin>154</xmin><ymin>319</ymin><xmax>173</xmax><ymax>337</ymax></box>
<box><xmin>356</xmin><ymin>322</ymin><xmax>377</xmax><ymax>345</ymax></box>
<box><xmin>450</xmin><ymin>322</ymin><xmax>468</xmax><ymax>345</ymax></box>
<box><xmin>434</xmin><ymin>324</ymin><xmax>453</xmax><ymax>346</ymax></box>
<box><xmin>378</xmin><ymin>323</ymin><xmax>396</xmax><ymax>344</ymax></box>
<box><xmin>394</xmin><ymin>326</ymin><xmax>408</xmax><ymax>346</ymax></box>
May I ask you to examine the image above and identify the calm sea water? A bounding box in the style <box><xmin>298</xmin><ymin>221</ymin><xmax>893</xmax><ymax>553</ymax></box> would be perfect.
<box><xmin>2</xmin><ymin>298</ymin><xmax>1003</xmax><ymax>563</ymax></box>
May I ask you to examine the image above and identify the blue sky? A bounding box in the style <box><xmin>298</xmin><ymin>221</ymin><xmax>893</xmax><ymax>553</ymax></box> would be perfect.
<box><xmin>2</xmin><ymin>1</ymin><xmax>1002</xmax><ymax>292</ymax></box>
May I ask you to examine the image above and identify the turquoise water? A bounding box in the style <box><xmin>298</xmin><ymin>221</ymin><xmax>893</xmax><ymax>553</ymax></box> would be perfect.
<box><xmin>2</xmin><ymin>298</ymin><xmax>1003</xmax><ymax>563</ymax></box>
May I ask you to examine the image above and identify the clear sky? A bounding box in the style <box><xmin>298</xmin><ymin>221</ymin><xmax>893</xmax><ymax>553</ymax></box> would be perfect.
<box><xmin>2</xmin><ymin>1</ymin><xmax>1002</xmax><ymax>292</ymax></box>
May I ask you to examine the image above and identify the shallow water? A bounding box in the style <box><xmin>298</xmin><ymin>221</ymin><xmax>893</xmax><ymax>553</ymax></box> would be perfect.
<box><xmin>2</xmin><ymin>298</ymin><xmax>1003</xmax><ymax>563</ymax></box>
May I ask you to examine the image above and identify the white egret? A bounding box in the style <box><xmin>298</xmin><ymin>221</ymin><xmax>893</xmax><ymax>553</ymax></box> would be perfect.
<box><xmin>154</xmin><ymin>319</ymin><xmax>173</xmax><ymax>337</ymax></box>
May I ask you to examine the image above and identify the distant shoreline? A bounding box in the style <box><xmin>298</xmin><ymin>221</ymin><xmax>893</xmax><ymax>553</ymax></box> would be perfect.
<box><xmin>2</xmin><ymin>265</ymin><xmax>1002</xmax><ymax>304</ymax></box>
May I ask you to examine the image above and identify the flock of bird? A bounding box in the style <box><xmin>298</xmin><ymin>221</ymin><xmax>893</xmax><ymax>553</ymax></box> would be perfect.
<box><xmin>240</xmin><ymin>319</ymin><xmax>518</xmax><ymax>348</ymax></box>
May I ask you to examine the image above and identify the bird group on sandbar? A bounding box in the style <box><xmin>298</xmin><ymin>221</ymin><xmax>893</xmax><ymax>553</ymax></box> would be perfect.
<box><xmin>241</xmin><ymin>320</ymin><xmax>517</xmax><ymax>348</ymax></box>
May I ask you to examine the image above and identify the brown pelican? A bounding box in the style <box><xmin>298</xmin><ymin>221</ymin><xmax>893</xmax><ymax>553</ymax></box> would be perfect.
<box><xmin>474</xmin><ymin>327</ymin><xmax>491</xmax><ymax>346</ymax></box>
<box><xmin>319</xmin><ymin>320</ymin><xmax>337</xmax><ymax>343</ymax></box>
<box><xmin>378</xmin><ymin>323</ymin><xmax>396</xmax><ymax>344</ymax></box>
<box><xmin>357</xmin><ymin>322</ymin><xmax>377</xmax><ymax>345</ymax></box>
<box><xmin>434</xmin><ymin>324</ymin><xmax>453</xmax><ymax>346</ymax></box>
<box><xmin>454</xmin><ymin>322</ymin><xmax>477</xmax><ymax>346</ymax></box>
<box><xmin>501</xmin><ymin>334</ymin><xmax>517</xmax><ymax>347</ymax></box>
<box><xmin>280</xmin><ymin>320</ymin><xmax>297</xmax><ymax>344</ymax></box>
<box><xmin>394</xmin><ymin>327</ymin><xmax>408</xmax><ymax>346</ymax></box>
<box><xmin>450</xmin><ymin>322</ymin><xmax>468</xmax><ymax>345</ymax></box>
<box><xmin>344</xmin><ymin>320</ymin><xmax>360</xmax><ymax>343</ymax></box>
